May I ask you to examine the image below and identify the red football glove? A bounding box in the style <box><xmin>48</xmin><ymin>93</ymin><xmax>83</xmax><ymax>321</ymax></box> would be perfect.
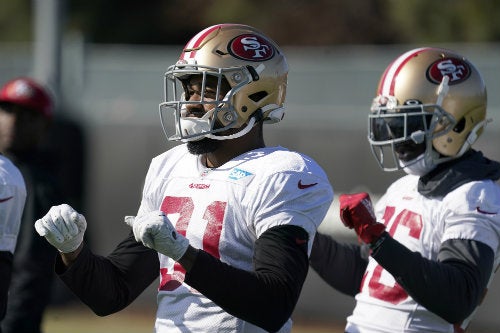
<box><xmin>339</xmin><ymin>192</ymin><xmax>386</xmax><ymax>244</ymax></box>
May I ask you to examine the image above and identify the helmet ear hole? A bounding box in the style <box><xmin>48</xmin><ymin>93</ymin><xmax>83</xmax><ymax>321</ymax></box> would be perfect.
<box><xmin>249</xmin><ymin>91</ymin><xmax>268</xmax><ymax>102</ymax></box>
<box><xmin>453</xmin><ymin>118</ymin><xmax>466</xmax><ymax>133</ymax></box>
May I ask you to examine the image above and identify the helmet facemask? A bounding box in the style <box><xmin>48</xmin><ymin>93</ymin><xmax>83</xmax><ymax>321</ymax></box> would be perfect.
<box><xmin>159</xmin><ymin>63</ymin><xmax>260</xmax><ymax>142</ymax></box>
<box><xmin>368</xmin><ymin>81</ymin><xmax>457</xmax><ymax>172</ymax></box>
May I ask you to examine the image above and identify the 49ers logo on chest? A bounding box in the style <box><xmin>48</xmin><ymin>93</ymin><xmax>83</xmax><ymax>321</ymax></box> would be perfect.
<box><xmin>228</xmin><ymin>34</ymin><xmax>275</xmax><ymax>61</ymax></box>
<box><xmin>426</xmin><ymin>57</ymin><xmax>471</xmax><ymax>85</ymax></box>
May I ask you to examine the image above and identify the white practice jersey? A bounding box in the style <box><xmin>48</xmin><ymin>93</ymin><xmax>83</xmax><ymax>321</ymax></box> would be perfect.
<box><xmin>346</xmin><ymin>175</ymin><xmax>500</xmax><ymax>333</ymax></box>
<box><xmin>137</xmin><ymin>144</ymin><xmax>333</xmax><ymax>333</ymax></box>
<box><xmin>0</xmin><ymin>154</ymin><xmax>26</xmax><ymax>254</ymax></box>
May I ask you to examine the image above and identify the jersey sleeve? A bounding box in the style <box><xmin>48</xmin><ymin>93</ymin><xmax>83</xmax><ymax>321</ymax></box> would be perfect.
<box><xmin>0</xmin><ymin>184</ymin><xmax>26</xmax><ymax>253</ymax></box>
<box><xmin>245</xmin><ymin>170</ymin><xmax>334</xmax><ymax>254</ymax></box>
<box><xmin>441</xmin><ymin>180</ymin><xmax>500</xmax><ymax>253</ymax></box>
<box><xmin>0</xmin><ymin>159</ymin><xmax>26</xmax><ymax>254</ymax></box>
<box><xmin>136</xmin><ymin>156</ymin><xmax>164</xmax><ymax>216</ymax></box>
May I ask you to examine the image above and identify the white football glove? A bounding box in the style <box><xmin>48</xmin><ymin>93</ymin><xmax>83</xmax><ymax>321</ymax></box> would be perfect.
<box><xmin>125</xmin><ymin>210</ymin><xmax>189</xmax><ymax>261</ymax></box>
<box><xmin>34</xmin><ymin>204</ymin><xmax>87</xmax><ymax>253</ymax></box>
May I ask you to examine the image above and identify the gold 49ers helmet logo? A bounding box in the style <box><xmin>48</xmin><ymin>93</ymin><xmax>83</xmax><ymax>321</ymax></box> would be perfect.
<box><xmin>228</xmin><ymin>34</ymin><xmax>275</xmax><ymax>61</ymax></box>
<box><xmin>427</xmin><ymin>57</ymin><xmax>471</xmax><ymax>85</ymax></box>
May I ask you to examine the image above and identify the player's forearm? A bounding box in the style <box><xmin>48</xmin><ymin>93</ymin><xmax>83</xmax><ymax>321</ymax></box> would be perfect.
<box><xmin>372</xmin><ymin>236</ymin><xmax>494</xmax><ymax>324</ymax></box>
<box><xmin>178</xmin><ymin>245</ymin><xmax>198</xmax><ymax>272</ymax></box>
<box><xmin>56</xmin><ymin>235</ymin><xmax>159</xmax><ymax>316</ymax></box>
<box><xmin>184</xmin><ymin>225</ymin><xmax>309</xmax><ymax>332</ymax></box>
<box><xmin>56</xmin><ymin>244</ymin><xmax>132</xmax><ymax>315</ymax></box>
<box><xmin>309</xmin><ymin>232</ymin><xmax>368</xmax><ymax>296</ymax></box>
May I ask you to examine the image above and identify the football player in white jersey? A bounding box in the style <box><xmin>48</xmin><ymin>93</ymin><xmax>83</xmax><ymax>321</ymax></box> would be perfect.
<box><xmin>34</xmin><ymin>24</ymin><xmax>334</xmax><ymax>333</ymax></box>
<box><xmin>0</xmin><ymin>153</ymin><xmax>26</xmax><ymax>324</ymax></box>
<box><xmin>310</xmin><ymin>47</ymin><xmax>500</xmax><ymax>333</ymax></box>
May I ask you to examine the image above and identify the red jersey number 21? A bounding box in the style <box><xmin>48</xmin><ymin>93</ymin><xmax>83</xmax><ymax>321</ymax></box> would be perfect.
<box><xmin>158</xmin><ymin>196</ymin><xmax>227</xmax><ymax>291</ymax></box>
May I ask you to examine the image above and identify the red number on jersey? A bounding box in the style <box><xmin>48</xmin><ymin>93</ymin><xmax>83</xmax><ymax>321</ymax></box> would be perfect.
<box><xmin>158</xmin><ymin>196</ymin><xmax>227</xmax><ymax>291</ymax></box>
<box><xmin>363</xmin><ymin>206</ymin><xmax>423</xmax><ymax>304</ymax></box>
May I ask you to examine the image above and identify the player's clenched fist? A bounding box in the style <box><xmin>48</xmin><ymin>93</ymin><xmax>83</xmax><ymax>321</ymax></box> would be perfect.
<box><xmin>125</xmin><ymin>210</ymin><xmax>189</xmax><ymax>261</ymax></box>
<box><xmin>34</xmin><ymin>204</ymin><xmax>87</xmax><ymax>253</ymax></box>
<box><xmin>339</xmin><ymin>192</ymin><xmax>386</xmax><ymax>244</ymax></box>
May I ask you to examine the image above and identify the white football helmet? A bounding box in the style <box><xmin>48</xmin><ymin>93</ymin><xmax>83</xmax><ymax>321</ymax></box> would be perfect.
<box><xmin>159</xmin><ymin>23</ymin><xmax>288</xmax><ymax>142</ymax></box>
<box><xmin>368</xmin><ymin>47</ymin><xmax>488</xmax><ymax>172</ymax></box>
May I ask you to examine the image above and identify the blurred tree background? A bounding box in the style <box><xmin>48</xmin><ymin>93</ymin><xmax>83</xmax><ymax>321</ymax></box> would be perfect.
<box><xmin>1</xmin><ymin>0</ymin><xmax>499</xmax><ymax>46</ymax></box>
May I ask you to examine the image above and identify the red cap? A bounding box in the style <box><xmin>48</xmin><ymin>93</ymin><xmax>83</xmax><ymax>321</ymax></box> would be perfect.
<box><xmin>0</xmin><ymin>77</ymin><xmax>53</xmax><ymax>118</ymax></box>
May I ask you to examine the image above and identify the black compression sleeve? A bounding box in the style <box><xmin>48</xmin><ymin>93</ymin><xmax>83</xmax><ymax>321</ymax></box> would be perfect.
<box><xmin>372</xmin><ymin>235</ymin><xmax>494</xmax><ymax>323</ymax></box>
<box><xmin>184</xmin><ymin>224</ymin><xmax>309</xmax><ymax>332</ymax></box>
<box><xmin>56</xmin><ymin>232</ymin><xmax>159</xmax><ymax>316</ymax></box>
<box><xmin>309</xmin><ymin>232</ymin><xmax>368</xmax><ymax>296</ymax></box>
<box><xmin>0</xmin><ymin>251</ymin><xmax>13</xmax><ymax>321</ymax></box>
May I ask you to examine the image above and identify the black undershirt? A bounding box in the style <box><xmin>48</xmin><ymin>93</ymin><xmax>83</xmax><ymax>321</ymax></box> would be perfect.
<box><xmin>185</xmin><ymin>224</ymin><xmax>309</xmax><ymax>332</ymax></box>
<box><xmin>373</xmin><ymin>234</ymin><xmax>493</xmax><ymax>324</ymax></box>
<box><xmin>309</xmin><ymin>232</ymin><xmax>368</xmax><ymax>297</ymax></box>
<box><xmin>0</xmin><ymin>251</ymin><xmax>14</xmax><ymax>321</ymax></box>
<box><xmin>57</xmin><ymin>224</ymin><xmax>309</xmax><ymax>332</ymax></box>
<box><xmin>310</xmin><ymin>232</ymin><xmax>494</xmax><ymax>324</ymax></box>
<box><xmin>56</xmin><ymin>232</ymin><xmax>159</xmax><ymax>315</ymax></box>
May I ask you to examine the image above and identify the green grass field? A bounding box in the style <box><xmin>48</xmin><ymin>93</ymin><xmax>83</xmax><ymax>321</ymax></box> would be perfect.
<box><xmin>42</xmin><ymin>304</ymin><xmax>340</xmax><ymax>333</ymax></box>
<box><xmin>42</xmin><ymin>303</ymin><xmax>498</xmax><ymax>333</ymax></box>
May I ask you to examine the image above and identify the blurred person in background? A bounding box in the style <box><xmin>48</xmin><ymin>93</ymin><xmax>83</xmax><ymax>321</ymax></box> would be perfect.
<box><xmin>310</xmin><ymin>47</ymin><xmax>500</xmax><ymax>332</ymax></box>
<box><xmin>0</xmin><ymin>77</ymin><xmax>65</xmax><ymax>333</ymax></box>
<box><xmin>34</xmin><ymin>23</ymin><xmax>334</xmax><ymax>333</ymax></box>
<box><xmin>0</xmin><ymin>152</ymin><xmax>26</xmax><ymax>331</ymax></box>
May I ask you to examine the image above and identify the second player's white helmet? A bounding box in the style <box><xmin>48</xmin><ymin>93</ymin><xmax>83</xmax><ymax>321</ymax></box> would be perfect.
<box><xmin>159</xmin><ymin>23</ymin><xmax>288</xmax><ymax>142</ymax></box>
<box><xmin>368</xmin><ymin>47</ymin><xmax>488</xmax><ymax>172</ymax></box>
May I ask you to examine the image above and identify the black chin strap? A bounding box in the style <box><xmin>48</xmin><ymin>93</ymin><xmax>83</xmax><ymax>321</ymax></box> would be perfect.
<box><xmin>252</xmin><ymin>108</ymin><xmax>264</xmax><ymax>123</ymax></box>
